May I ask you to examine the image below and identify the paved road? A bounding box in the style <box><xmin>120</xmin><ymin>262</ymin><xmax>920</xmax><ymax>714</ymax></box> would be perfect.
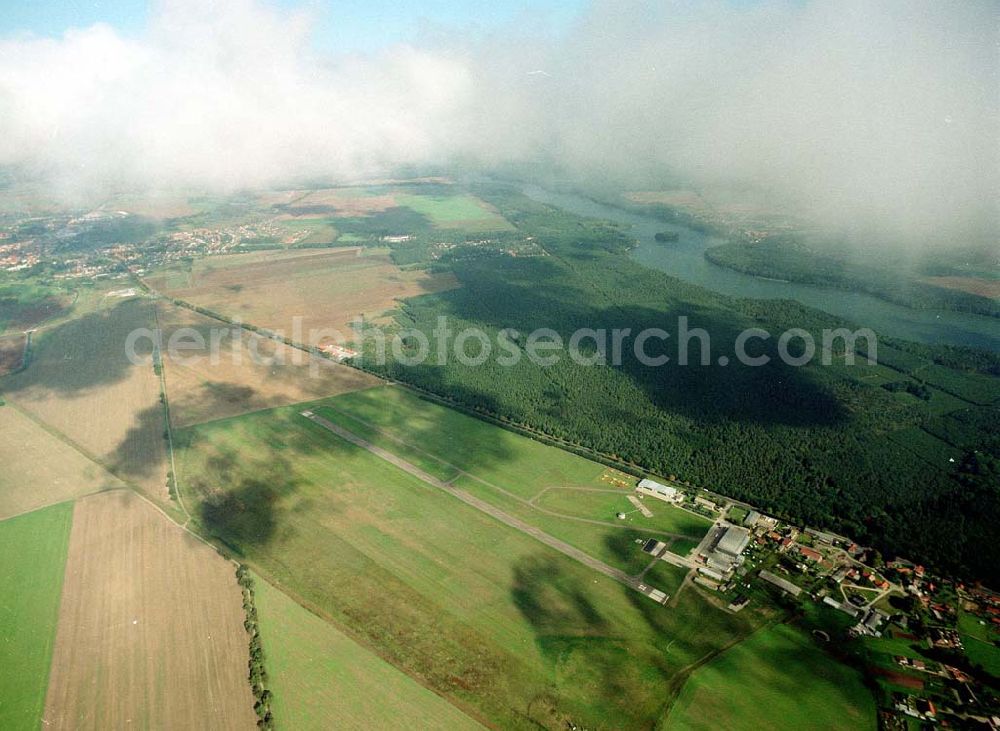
<box><xmin>302</xmin><ymin>411</ymin><xmax>650</xmax><ymax>593</ymax></box>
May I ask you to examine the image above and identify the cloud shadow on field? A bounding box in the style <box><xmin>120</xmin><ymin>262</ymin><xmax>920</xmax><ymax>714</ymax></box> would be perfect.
<box><xmin>508</xmin><ymin>552</ymin><xmax>666</xmax><ymax>727</ymax></box>
<box><xmin>182</xmin><ymin>407</ymin><xmax>372</xmax><ymax>554</ymax></box>
<box><xmin>105</xmin><ymin>402</ymin><xmax>168</xmax><ymax>484</ymax></box>
<box><xmin>385</xmin><ymin>257</ymin><xmax>848</xmax><ymax>430</ymax></box>
<box><xmin>0</xmin><ymin>298</ymin><xmax>154</xmax><ymax>398</ymax></box>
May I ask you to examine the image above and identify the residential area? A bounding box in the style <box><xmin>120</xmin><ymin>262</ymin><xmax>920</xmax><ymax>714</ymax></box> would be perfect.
<box><xmin>629</xmin><ymin>476</ymin><xmax>1000</xmax><ymax>729</ymax></box>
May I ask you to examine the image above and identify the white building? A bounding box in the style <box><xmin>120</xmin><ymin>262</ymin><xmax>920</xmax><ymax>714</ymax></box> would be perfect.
<box><xmin>636</xmin><ymin>479</ymin><xmax>679</xmax><ymax>503</ymax></box>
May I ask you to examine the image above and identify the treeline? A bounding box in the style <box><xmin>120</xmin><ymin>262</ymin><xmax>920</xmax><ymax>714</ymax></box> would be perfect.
<box><xmin>705</xmin><ymin>239</ymin><xmax>1000</xmax><ymax>318</ymax></box>
<box><xmin>362</xmin><ymin>185</ymin><xmax>1000</xmax><ymax>585</ymax></box>
<box><xmin>882</xmin><ymin>380</ymin><xmax>931</xmax><ymax>400</ymax></box>
<box><xmin>236</xmin><ymin>565</ymin><xmax>274</xmax><ymax>730</ymax></box>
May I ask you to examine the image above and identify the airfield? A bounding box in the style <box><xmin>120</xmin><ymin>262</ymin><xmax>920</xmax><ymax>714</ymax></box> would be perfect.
<box><xmin>0</xmin><ymin>183</ymin><xmax>880</xmax><ymax>730</ymax></box>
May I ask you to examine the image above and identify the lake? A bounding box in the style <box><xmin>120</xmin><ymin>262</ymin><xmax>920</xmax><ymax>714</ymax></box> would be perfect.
<box><xmin>522</xmin><ymin>184</ymin><xmax>1000</xmax><ymax>352</ymax></box>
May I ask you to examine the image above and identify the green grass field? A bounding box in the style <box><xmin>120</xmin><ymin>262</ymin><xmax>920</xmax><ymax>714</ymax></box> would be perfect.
<box><xmin>308</xmin><ymin>388</ymin><xmax>711</xmax><ymax>576</ymax></box>
<box><xmin>0</xmin><ymin>502</ymin><xmax>74</xmax><ymax>730</ymax></box>
<box><xmin>449</xmin><ymin>474</ymin><xmax>654</xmax><ymax>575</ymax></box>
<box><xmin>395</xmin><ymin>193</ymin><xmax>512</xmax><ymax>230</ymax></box>
<box><xmin>533</xmin><ymin>488</ymin><xmax>712</xmax><ymax>539</ymax></box>
<box><xmin>958</xmin><ymin>611</ymin><xmax>1000</xmax><ymax>677</ymax></box>
<box><xmin>314</xmin><ymin>386</ymin><xmax>608</xmax><ymax>499</ymax></box>
<box><xmin>253</xmin><ymin>576</ymin><xmax>484</xmax><ymax>730</ymax></box>
<box><xmin>176</xmin><ymin>403</ymin><xmax>768</xmax><ymax>729</ymax></box>
<box><xmin>642</xmin><ymin>561</ymin><xmax>689</xmax><ymax>597</ymax></box>
<box><xmin>667</xmin><ymin>537</ymin><xmax>701</xmax><ymax>557</ymax></box>
<box><xmin>663</xmin><ymin>623</ymin><xmax>876</xmax><ymax>731</ymax></box>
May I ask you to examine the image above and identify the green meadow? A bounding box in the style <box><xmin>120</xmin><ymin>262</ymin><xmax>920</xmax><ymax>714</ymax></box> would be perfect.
<box><xmin>313</xmin><ymin>385</ymin><xmax>608</xmax><ymax>499</ymax></box>
<box><xmin>663</xmin><ymin>622</ymin><xmax>876</xmax><ymax>731</ymax></box>
<box><xmin>958</xmin><ymin>611</ymin><xmax>1000</xmax><ymax>677</ymax></box>
<box><xmin>0</xmin><ymin>502</ymin><xmax>74</xmax><ymax>730</ymax></box>
<box><xmin>396</xmin><ymin>193</ymin><xmax>513</xmax><ymax>230</ymax></box>
<box><xmin>308</xmin><ymin>387</ymin><xmax>711</xmax><ymax>576</ymax></box>
<box><xmin>253</xmin><ymin>576</ymin><xmax>484</xmax><ymax>730</ymax></box>
<box><xmin>533</xmin><ymin>487</ymin><xmax>712</xmax><ymax>539</ymax></box>
<box><xmin>176</xmin><ymin>403</ymin><xmax>768</xmax><ymax>729</ymax></box>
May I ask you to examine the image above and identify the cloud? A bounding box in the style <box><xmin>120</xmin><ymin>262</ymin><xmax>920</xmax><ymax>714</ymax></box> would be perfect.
<box><xmin>0</xmin><ymin>0</ymin><xmax>473</xmax><ymax>192</ymax></box>
<box><xmin>472</xmin><ymin>0</ymin><xmax>998</xmax><ymax>245</ymax></box>
<box><xmin>0</xmin><ymin>0</ymin><xmax>995</xmax><ymax>245</ymax></box>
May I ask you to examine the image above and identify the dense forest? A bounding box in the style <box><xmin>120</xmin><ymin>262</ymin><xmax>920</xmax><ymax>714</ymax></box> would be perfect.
<box><xmin>364</xmin><ymin>185</ymin><xmax>1000</xmax><ymax>584</ymax></box>
<box><xmin>704</xmin><ymin>238</ymin><xmax>999</xmax><ymax>318</ymax></box>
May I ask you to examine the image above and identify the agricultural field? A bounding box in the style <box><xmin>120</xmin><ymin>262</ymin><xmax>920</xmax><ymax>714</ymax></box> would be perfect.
<box><xmin>157</xmin><ymin>303</ymin><xmax>380</xmax><ymax>427</ymax></box>
<box><xmin>0</xmin><ymin>405</ymin><xmax>124</xmax><ymax>519</ymax></box>
<box><xmin>394</xmin><ymin>193</ymin><xmax>513</xmax><ymax>231</ymax></box>
<box><xmin>662</xmin><ymin>623</ymin><xmax>876</xmax><ymax>731</ymax></box>
<box><xmin>0</xmin><ymin>296</ymin><xmax>169</xmax><ymax>496</ymax></box>
<box><xmin>144</xmin><ymin>248</ymin><xmax>458</xmax><ymax>341</ymax></box>
<box><xmin>253</xmin><ymin>576</ymin><xmax>484</xmax><ymax>730</ymax></box>
<box><xmin>279</xmin><ymin>185</ymin><xmax>511</xmax><ymax>231</ymax></box>
<box><xmin>923</xmin><ymin>275</ymin><xmax>1000</xmax><ymax>300</ymax></box>
<box><xmin>43</xmin><ymin>490</ymin><xmax>256</xmax><ymax>730</ymax></box>
<box><xmin>0</xmin><ymin>280</ymin><xmax>74</xmax><ymax>335</ymax></box>
<box><xmin>0</xmin><ymin>333</ymin><xmax>25</xmax><ymax>376</ymax></box>
<box><xmin>176</xmin><ymin>404</ymin><xmax>772</xmax><ymax>729</ymax></box>
<box><xmin>0</xmin><ymin>502</ymin><xmax>74</xmax><ymax>731</ymax></box>
<box><xmin>283</xmin><ymin>187</ymin><xmax>399</xmax><ymax>217</ymax></box>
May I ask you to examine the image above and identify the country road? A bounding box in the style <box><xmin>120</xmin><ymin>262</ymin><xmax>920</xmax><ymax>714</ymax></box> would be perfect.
<box><xmin>300</xmin><ymin>411</ymin><xmax>673</xmax><ymax>599</ymax></box>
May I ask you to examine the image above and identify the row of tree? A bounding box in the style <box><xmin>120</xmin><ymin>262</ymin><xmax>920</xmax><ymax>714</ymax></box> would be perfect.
<box><xmin>236</xmin><ymin>565</ymin><xmax>274</xmax><ymax>730</ymax></box>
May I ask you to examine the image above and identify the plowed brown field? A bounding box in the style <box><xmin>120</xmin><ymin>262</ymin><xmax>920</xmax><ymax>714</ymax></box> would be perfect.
<box><xmin>43</xmin><ymin>491</ymin><xmax>256</xmax><ymax>730</ymax></box>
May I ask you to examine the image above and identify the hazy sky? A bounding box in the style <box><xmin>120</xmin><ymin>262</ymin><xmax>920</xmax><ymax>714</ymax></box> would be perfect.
<box><xmin>1</xmin><ymin>0</ymin><xmax>585</xmax><ymax>52</ymax></box>
<box><xmin>0</xmin><ymin>0</ymin><xmax>996</xmax><ymax>246</ymax></box>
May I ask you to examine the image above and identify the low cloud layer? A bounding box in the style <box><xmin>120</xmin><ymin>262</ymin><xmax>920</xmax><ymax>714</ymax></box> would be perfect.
<box><xmin>0</xmin><ymin>0</ymin><xmax>996</xmax><ymax>245</ymax></box>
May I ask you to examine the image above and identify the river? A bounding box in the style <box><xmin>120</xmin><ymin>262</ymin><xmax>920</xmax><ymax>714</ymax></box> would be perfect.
<box><xmin>522</xmin><ymin>185</ymin><xmax>1000</xmax><ymax>352</ymax></box>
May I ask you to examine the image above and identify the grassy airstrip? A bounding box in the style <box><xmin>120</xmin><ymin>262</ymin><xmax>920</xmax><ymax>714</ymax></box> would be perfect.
<box><xmin>308</xmin><ymin>387</ymin><xmax>713</xmax><ymax>573</ymax></box>
<box><xmin>534</xmin><ymin>487</ymin><xmax>712</xmax><ymax>538</ymax></box>
<box><xmin>0</xmin><ymin>502</ymin><xmax>73</xmax><ymax>730</ymax></box>
<box><xmin>662</xmin><ymin>623</ymin><xmax>876</xmax><ymax>731</ymax></box>
<box><xmin>175</xmin><ymin>401</ymin><xmax>767</xmax><ymax>729</ymax></box>
<box><xmin>314</xmin><ymin>386</ymin><xmax>612</xmax><ymax>499</ymax></box>
<box><xmin>253</xmin><ymin>576</ymin><xmax>484</xmax><ymax>730</ymax></box>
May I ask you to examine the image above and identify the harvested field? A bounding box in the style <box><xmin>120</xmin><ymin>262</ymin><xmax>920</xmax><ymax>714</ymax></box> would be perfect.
<box><xmin>0</xmin><ymin>406</ymin><xmax>125</xmax><ymax>519</ymax></box>
<box><xmin>924</xmin><ymin>275</ymin><xmax>1000</xmax><ymax>300</ymax></box>
<box><xmin>0</xmin><ymin>298</ymin><xmax>169</xmax><ymax>496</ymax></box>
<box><xmin>0</xmin><ymin>334</ymin><xmax>25</xmax><ymax>376</ymax></box>
<box><xmin>288</xmin><ymin>187</ymin><xmax>398</xmax><ymax>217</ymax></box>
<box><xmin>145</xmin><ymin>248</ymin><xmax>458</xmax><ymax>341</ymax></box>
<box><xmin>43</xmin><ymin>491</ymin><xmax>256</xmax><ymax>730</ymax></box>
<box><xmin>158</xmin><ymin>303</ymin><xmax>380</xmax><ymax>427</ymax></box>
